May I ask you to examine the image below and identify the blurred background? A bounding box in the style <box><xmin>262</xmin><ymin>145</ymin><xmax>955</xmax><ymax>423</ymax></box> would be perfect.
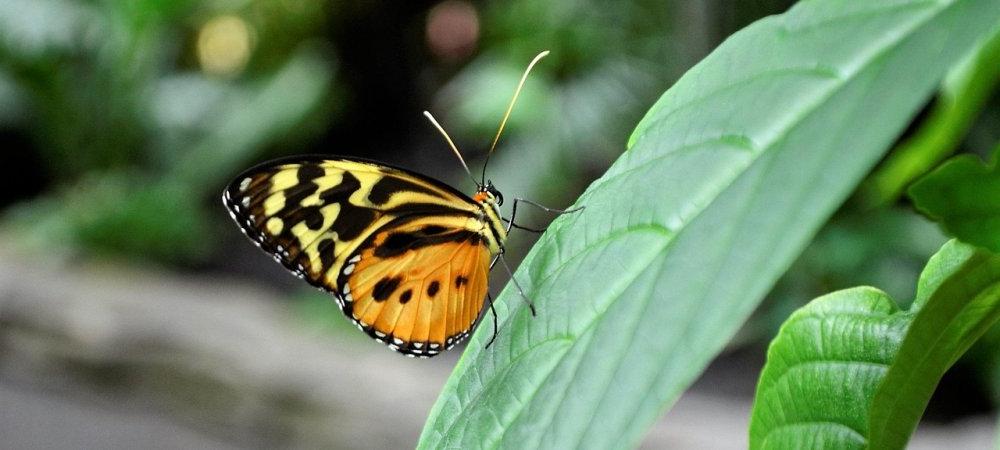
<box><xmin>0</xmin><ymin>0</ymin><xmax>998</xmax><ymax>448</ymax></box>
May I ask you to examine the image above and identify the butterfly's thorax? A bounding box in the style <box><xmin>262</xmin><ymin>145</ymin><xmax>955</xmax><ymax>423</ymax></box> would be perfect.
<box><xmin>472</xmin><ymin>190</ymin><xmax>507</xmax><ymax>255</ymax></box>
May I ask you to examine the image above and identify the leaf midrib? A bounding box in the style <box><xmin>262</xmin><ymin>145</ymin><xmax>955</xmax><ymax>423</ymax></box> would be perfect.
<box><xmin>867</xmin><ymin>278</ymin><xmax>1000</xmax><ymax>446</ymax></box>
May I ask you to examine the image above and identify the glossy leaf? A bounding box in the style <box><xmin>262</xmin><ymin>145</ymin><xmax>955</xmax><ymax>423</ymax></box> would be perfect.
<box><xmin>909</xmin><ymin>145</ymin><xmax>1000</xmax><ymax>252</ymax></box>
<box><xmin>419</xmin><ymin>1</ymin><xmax>1000</xmax><ymax>448</ymax></box>
<box><xmin>750</xmin><ymin>287</ymin><xmax>908</xmax><ymax>449</ymax></box>
<box><xmin>750</xmin><ymin>240</ymin><xmax>1000</xmax><ymax>449</ymax></box>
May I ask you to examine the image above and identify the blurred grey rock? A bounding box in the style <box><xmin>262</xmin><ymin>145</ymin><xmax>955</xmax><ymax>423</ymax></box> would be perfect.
<box><xmin>0</xmin><ymin>250</ymin><xmax>454</xmax><ymax>449</ymax></box>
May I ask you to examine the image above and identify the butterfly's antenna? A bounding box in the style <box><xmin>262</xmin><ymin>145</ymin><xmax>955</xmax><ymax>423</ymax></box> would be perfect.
<box><xmin>423</xmin><ymin>110</ymin><xmax>479</xmax><ymax>187</ymax></box>
<box><xmin>481</xmin><ymin>50</ymin><xmax>550</xmax><ymax>185</ymax></box>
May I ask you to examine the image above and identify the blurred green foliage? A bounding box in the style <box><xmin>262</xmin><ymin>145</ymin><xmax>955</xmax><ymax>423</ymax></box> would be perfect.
<box><xmin>909</xmin><ymin>144</ymin><xmax>1000</xmax><ymax>253</ymax></box>
<box><xmin>291</xmin><ymin>288</ymin><xmax>372</xmax><ymax>343</ymax></box>
<box><xmin>0</xmin><ymin>0</ymin><xmax>333</xmax><ymax>263</ymax></box>
<box><xmin>742</xmin><ymin>207</ymin><xmax>948</xmax><ymax>347</ymax></box>
<box><xmin>861</xmin><ymin>24</ymin><xmax>1000</xmax><ymax>207</ymax></box>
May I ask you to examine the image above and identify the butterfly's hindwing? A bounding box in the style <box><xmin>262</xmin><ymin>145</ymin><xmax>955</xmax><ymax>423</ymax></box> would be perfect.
<box><xmin>338</xmin><ymin>217</ymin><xmax>491</xmax><ymax>357</ymax></box>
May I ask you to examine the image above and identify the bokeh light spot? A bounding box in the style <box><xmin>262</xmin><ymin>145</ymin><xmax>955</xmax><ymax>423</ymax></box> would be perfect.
<box><xmin>197</xmin><ymin>15</ymin><xmax>253</xmax><ymax>77</ymax></box>
<box><xmin>426</xmin><ymin>1</ymin><xmax>479</xmax><ymax>62</ymax></box>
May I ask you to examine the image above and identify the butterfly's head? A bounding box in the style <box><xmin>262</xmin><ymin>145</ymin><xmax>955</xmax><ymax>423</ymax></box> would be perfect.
<box><xmin>473</xmin><ymin>181</ymin><xmax>503</xmax><ymax>206</ymax></box>
<box><xmin>474</xmin><ymin>180</ymin><xmax>504</xmax><ymax>207</ymax></box>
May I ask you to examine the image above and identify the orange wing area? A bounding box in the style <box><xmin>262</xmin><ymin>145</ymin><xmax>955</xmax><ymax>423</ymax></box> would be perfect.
<box><xmin>341</xmin><ymin>222</ymin><xmax>491</xmax><ymax>358</ymax></box>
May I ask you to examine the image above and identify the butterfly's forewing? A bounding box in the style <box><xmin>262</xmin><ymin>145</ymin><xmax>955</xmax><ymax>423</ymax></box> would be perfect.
<box><xmin>223</xmin><ymin>156</ymin><xmax>493</xmax><ymax>357</ymax></box>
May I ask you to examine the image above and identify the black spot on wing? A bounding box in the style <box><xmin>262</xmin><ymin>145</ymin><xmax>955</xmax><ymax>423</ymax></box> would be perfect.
<box><xmin>400</xmin><ymin>289</ymin><xmax>413</xmax><ymax>304</ymax></box>
<box><xmin>385</xmin><ymin>202</ymin><xmax>476</xmax><ymax>217</ymax></box>
<box><xmin>368</xmin><ymin>175</ymin><xmax>446</xmax><ymax>205</ymax></box>
<box><xmin>282</xmin><ymin>165</ymin><xmax>323</xmax><ymax>211</ymax></box>
<box><xmin>297</xmin><ymin>164</ymin><xmax>325</xmax><ymax>182</ymax></box>
<box><xmin>318</xmin><ymin>170</ymin><xmax>361</xmax><ymax>204</ymax></box>
<box><xmin>373</xmin><ymin>230</ymin><xmax>481</xmax><ymax>258</ymax></box>
<box><xmin>378</xmin><ymin>233</ymin><xmax>421</xmax><ymax>257</ymax></box>
<box><xmin>422</xmin><ymin>225</ymin><xmax>447</xmax><ymax>235</ymax></box>
<box><xmin>293</xmin><ymin>205</ymin><xmax>325</xmax><ymax>230</ymax></box>
<box><xmin>316</xmin><ymin>238</ymin><xmax>336</xmax><ymax>270</ymax></box>
<box><xmin>317</xmin><ymin>171</ymin><xmax>378</xmax><ymax>242</ymax></box>
<box><xmin>455</xmin><ymin>276</ymin><xmax>468</xmax><ymax>287</ymax></box>
<box><xmin>373</xmin><ymin>276</ymin><xmax>402</xmax><ymax>301</ymax></box>
<box><xmin>427</xmin><ymin>281</ymin><xmax>440</xmax><ymax>297</ymax></box>
<box><xmin>334</xmin><ymin>207</ymin><xmax>377</xmax><ymax>242</ymax></box>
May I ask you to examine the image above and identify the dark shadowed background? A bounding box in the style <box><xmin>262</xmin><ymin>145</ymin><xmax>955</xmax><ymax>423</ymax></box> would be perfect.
<box><xmin>1</xmin><ymin>0</ymin><xmax>998</xmax><ymax>448</ymax></box>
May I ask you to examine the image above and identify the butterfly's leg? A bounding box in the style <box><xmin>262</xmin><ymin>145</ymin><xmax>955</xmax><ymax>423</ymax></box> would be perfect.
<box><xmin>499</xmin><ymin>254</ymin><xmax>537</xmax><ymax>316</ymax></box>
<box><xmin>484</xmin><ymin>292</ymin><xmax>499</xmax><ymax>349</ymax></box>
<box><xmin>504</xmin><ymin>197</ymin><xmax>584</xmax><ymax>233</ymax></box>
<box><xmin>503</xmin><ymin>198</ymin><xmax>543</xmax><ymax>233</ymax></box>
<box><xmin>503</xmin><ymin>218</ymin><xmax>546</xmax><ymax>233</ymax></box>
<box><xmin>504</xmin><ymin>197</ymin><xmax>519</xmax><ymax>233</ymax></box>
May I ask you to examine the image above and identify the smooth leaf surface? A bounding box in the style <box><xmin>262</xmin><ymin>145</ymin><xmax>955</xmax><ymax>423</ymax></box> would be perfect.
<box><xmin>750</xmin><ymin>240</ymin><xmax>1000</xmax><ymax>449</ymax></box>
<box><xmin>909</xmin><ymin>145</ymin><xmax>1000</xmax><ymax>252</ymax></box>
<box><xmin>419</xmin><ymin>1</ymin><xmax>1000</xmax><ymax>448</ymax></box>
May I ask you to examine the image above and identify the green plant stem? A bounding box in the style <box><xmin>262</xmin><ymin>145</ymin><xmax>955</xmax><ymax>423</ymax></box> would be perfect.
<box><xmin>860</xmin><ymin>22</ymin><xmax>1000</xmax><ymax>208</ymax></box>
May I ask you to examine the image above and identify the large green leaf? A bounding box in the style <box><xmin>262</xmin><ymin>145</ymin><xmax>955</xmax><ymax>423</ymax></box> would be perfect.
<box><xmin>909</xmin><ymin>144</ymin><xmax>1000</xmax><ymax>252</ymax></box>
<box><xmin>749</xmin><ymin>240</ymin><xmax>1000</xmax><ymax>449</ymax></box>
<box><xmin>419</xmin><ymin>1</ymin><xmax>1000</xmax><ymax>448</ymax></box>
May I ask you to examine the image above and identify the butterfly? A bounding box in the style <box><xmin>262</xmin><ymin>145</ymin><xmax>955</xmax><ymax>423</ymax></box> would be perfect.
<box><xmin>222</xmin><ymin>51</ymin><xmax>579</xmax><ymax>358</ymax></box>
